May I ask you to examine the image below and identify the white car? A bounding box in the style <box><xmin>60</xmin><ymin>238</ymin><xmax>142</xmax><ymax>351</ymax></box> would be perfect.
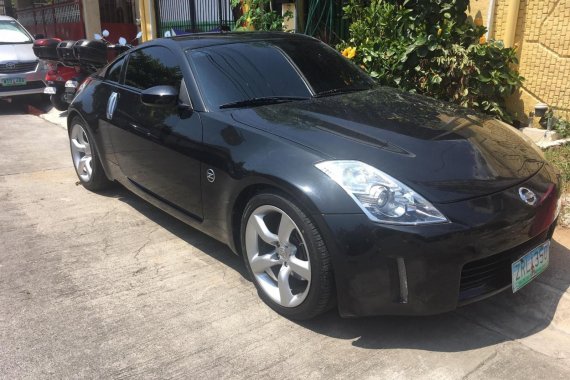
<box><xmin>0</xmin><ymin>15</ymin><xmax>47</xmax><ymax>98</ymax></box>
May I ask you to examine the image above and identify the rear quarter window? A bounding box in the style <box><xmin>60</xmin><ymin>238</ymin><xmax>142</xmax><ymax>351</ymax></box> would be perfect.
<box><xmin>105</xmin><ymin>56</ymin><xmax>125</xmax><ymax>83</ymax></box>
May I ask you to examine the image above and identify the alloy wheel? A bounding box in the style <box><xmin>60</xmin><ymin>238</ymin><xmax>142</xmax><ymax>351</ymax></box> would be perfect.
<box><xmin>70</xmin><ymin>123</ymin><xmax>93</xmax><ymax>182</ymax></box>
<box><xmin>245</xmin><ymin>205</ymin><xmax>311</xmax><ymax>308</ymax></box>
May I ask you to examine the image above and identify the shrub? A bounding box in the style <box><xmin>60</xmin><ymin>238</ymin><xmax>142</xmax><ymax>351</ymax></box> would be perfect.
<box><xmin>545</xmin><ymin>144</ymin><xmax>570</xmax><ymax>188</ymax></box>
<box><xmin>231</xmin><ymin>0</ymin><xmax>292</xmax><ymax>31</ymax></box>
<box><xmin>338</xmin><ymin>0</ymin><xmax>524</xmax><ymax>122</ymax></box>
<box><xmin>554</xmin><ymin>118</ymin><xmax>570</xmax><ymax>138</ymax></box>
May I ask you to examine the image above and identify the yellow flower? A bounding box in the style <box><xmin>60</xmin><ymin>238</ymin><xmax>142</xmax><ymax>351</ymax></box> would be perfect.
<box><xmin>479</xmin><ymin>35</ymin><xmax>487</xmax><ymax>44</ymax></box>
<box><xmin>341</xmin><ymin>46</ymin><xmax>357</xmax><ymax>59</ymax></box>
<box><xmin>348</xmin><ymin>47</ymin><xmax>356</xmax><ymax>59</ymax></box>
<box><xmin>437</xmin><ymin>28</ymin><xmax>442</xmax><ymax>37</ymax></box>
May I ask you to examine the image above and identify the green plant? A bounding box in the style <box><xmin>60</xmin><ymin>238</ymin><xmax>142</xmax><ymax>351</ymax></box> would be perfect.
<box><xmin>338</xmin><ymin>0</ymin><xmax>524</xmax><ymax>122</ymax></box>
<box><xmin>230</xmin><ymin>0</ymin><xmax>292</xmax><ymax>31</ymax></box>
<box><xmin>545</xmin><ymin>144</ymin><xmax>570</xmax><ymax>191</ymax></box>
<box><xmin>554</xmin><ymin>118</ymin><xmax>570</xmax><ymax>138</ymax></box>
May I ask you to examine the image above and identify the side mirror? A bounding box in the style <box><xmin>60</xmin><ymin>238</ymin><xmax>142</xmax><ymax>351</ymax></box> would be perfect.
<box><xmin>141</xmin><ymin>85</ymin><xmax>178</xmax><ymax>107</ymax></box>
<box><xmin>34</xmin><ymin>33</ymin><xmax>45</xmax><ymax>40</ymax></box>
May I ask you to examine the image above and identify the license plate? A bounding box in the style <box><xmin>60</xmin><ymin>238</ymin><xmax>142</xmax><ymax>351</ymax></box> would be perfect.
<box><xmin>44</xmin><ymin>86</ymin><xmax>57</xmax><ymax>95</ymax></box>
<box><xmin>1</xmin><ymin>77</ymin><xmax>26</xmax><ymax>87</ymax></box>
<box><xmin>511</xmin><ymin>240</ymin><xmax>550</xmax><ymax>293</ymax></box>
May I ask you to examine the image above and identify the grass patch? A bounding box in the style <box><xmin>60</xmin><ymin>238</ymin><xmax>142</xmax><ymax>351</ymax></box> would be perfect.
<box><xmin>545</xmin><ymin>144</ymin><xmax>570</xmax><ymax>191</ymax></box>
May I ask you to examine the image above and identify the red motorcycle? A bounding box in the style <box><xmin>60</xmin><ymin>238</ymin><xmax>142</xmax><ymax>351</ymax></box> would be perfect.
<box><xmin>33</xmin><ymin>38</ymin><xmax>79</xmax><ymax>111</ymax></box>
<box><xmin>33</xmin><ymin>30</ymin><xmax>141</xmax><ymax>111</ymax></box>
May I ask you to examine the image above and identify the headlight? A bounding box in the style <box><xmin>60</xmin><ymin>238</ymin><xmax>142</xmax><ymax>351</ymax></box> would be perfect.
<box><xmin>316</xmin><ymin>160</ymin><xmax>448</xmax><ymax>225</ymax></box>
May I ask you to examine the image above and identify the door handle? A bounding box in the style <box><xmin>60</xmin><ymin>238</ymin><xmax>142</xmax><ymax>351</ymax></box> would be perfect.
<box><xmin>106</xmin><ymin>92</ymin><xmax>118</xmax><ymax>120</ymax></box>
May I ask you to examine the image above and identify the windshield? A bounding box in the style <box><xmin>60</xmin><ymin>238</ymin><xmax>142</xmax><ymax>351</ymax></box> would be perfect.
<box><xmin>0</xmin><ymin>20</ymin><xmax>33</xmax><ymax>44</ymax></box>
<box><xmin>187</xmin><ymin>39</ymin><xmax>375</xmax><ymax>109</ymax></box>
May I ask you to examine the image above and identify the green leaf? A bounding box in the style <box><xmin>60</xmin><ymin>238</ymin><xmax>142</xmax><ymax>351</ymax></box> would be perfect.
<box><xmin>431</xmin><ymin>75</ymin><xmax>442</xmax><ymax>84</ymax></box>
<box><xmin>415</xmin><ymin>36</ymin><xmax>427</xmax><ymax>46</ymax></box>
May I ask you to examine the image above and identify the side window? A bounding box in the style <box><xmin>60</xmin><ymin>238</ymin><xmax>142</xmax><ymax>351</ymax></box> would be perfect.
<box><xmin>106</xmin><ymin>56</ymin><xmax>125</xmax><ymax>83</ymax></box>
<box><xmin>124</xmin><ymin>46</ymin><xmax>183</xmax><ymax>91</ymax></box>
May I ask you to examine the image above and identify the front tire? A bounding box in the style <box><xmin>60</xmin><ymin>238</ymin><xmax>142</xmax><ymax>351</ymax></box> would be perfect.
<box><xmin>69</xmin><ymin>117</ymin><xmax>112</xmax><ymax>191</ymax></box>
<box><xmin>241</xmin><ymin>192</ymin><xmax>334</xmax><ymax>320</ymax></box>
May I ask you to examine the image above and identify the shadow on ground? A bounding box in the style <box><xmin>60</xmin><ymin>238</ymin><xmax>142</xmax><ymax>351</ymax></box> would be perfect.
<box><xmin>99</xmin><ymin>185</ymin><xmax>248</xmax><ymax>279</ymax></box>
<box><xmin>0</xmin><ymin>95</ymin><xmax>51</xmax><ymax>116</ymax></box>
<box><xmin>98</xmin><ymin>184</ymin><xmax>570</xmax><ymax>353</ymax></box>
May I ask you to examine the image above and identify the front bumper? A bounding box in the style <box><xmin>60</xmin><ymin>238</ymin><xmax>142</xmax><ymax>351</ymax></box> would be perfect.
<box><xmin>320</xmin><ymin>163</ymin><xmax>561</xmax><ymax>317</ymax></box>
<box><xmin>0</xmin><ymin>62</ymin><xmax>46</xmax><ymax>98</ymax></box>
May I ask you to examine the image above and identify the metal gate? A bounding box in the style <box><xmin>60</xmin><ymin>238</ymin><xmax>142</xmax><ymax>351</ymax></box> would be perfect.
<box><xmin>16</xmin><ymin>0</ymin><xmax>85</xmax><ymax>40</ymax></box>
<box><xmin>154</xmin><ymin>0</ymin><xmax>234</xmax><ymax>37</ymax></box>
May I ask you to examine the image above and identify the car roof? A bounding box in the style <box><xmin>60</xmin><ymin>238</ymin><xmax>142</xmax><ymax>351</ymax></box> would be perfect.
<box><xmin>169</xmin><ymin>31</ymin><xmax>318</xmax><ymax>50</ymax></box>
<box><xmin>0</xmin><ymin>15</ymin><xmax>16</xmax><ymax>21</ymax></box>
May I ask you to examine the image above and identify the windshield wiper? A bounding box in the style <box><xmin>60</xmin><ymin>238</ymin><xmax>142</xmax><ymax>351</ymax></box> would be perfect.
<box><xmin>219</xmin><ymin>96</ymin><xmax>309</xmax><ymax>109</ymax></box>
<box><xmin>314</xmin><ymin>87</ymin><xmax>371</xmax><ymax>98</ymax></box>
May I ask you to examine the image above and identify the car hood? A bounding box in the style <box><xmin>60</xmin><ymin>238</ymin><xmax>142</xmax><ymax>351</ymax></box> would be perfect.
<box><xmin>231</xmin><ymin>87</ymin><xmax>544</xmax><ymax>203</ymax></box>
<box><xmin>0</xmin><ymin>43</ymin><xmax>37</xmax><ymax>62</ymax></box>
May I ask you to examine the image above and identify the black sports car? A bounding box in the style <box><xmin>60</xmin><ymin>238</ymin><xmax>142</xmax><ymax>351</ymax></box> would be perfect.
<box><xmin>67</xmin><ymin>32</ymin><xmax>561</xmax><ymax>320</ymax></box>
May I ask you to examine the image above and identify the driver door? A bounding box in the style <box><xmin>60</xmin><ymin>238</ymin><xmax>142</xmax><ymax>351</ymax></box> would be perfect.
<box><xmin>110</xmin><ymin>46</ymin><xmax>204</xmax><ymax>220</ymax></box>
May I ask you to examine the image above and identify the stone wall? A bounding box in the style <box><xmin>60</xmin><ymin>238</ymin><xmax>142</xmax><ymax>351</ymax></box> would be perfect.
<box><xmin>469</xmin><ymin>0</ymin><xmax>570</xmax><ymax>122</ymax></box>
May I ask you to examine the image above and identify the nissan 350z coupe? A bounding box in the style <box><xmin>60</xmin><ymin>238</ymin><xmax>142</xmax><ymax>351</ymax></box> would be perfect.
<box><xmin>67</xmin><ymin>32</ymin><xmax>561</xmax><ymax>320</ymax></box>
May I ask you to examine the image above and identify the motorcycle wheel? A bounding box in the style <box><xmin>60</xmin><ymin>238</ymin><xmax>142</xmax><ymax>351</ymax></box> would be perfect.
<box><xmin>50</xmin><ymin>90</ymin><xmax>68</xmax><ymax>112</ymax></box>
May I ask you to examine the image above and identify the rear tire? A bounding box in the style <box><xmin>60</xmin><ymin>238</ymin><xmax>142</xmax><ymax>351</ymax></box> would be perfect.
<box><xmin>68</xmin><ymin>117</ymin><xmax>112</xmax><ymax>192</ymax></box>
<box><xmin>50</xmin><ymin>89</ymin><xmax>68</xmax><ymax>111</ymax></box>
<box><xmin>241</xmin><ymin>192</ymin><xmax>334</xmax><ymax>320</ymax></box>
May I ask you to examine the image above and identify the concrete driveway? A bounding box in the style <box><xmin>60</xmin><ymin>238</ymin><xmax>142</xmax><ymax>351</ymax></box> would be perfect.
<box><xmin>1</xmin><ymin>101</ymin><xmax>570</xmax><ymax>379</ymax></box>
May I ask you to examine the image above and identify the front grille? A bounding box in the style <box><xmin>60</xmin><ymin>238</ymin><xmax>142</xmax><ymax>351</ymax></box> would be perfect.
<box><xmin>0</xmin><ymin>81</ymin><xmax>45</xmax><ymax>93</ymax></box>
<box><xmin>458</xmin><ymin>228</ymin><xmax>552</xmax><ymax>302</ymax></box>
<box><xmin>0</xmin><ymin>61</ymin><xmax>38</xmax><ymax>74</ymax></box>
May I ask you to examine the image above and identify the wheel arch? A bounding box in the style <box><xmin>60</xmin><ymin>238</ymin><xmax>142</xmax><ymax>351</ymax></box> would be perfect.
<box><xmin>228</xmin><ymin>179</ymin><xmax>324</xmax><ymax>257</ymax></box>
<box><xmin>66</xmin><ymin>109</ymin><xmax>82</xmax><ymax>132</ymax></box>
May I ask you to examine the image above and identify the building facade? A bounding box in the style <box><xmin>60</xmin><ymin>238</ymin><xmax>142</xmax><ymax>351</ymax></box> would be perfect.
<box><xmin>469</xmin><ymin>0</ymin><xmax>570</xmax><ymax>122</ymax></box>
